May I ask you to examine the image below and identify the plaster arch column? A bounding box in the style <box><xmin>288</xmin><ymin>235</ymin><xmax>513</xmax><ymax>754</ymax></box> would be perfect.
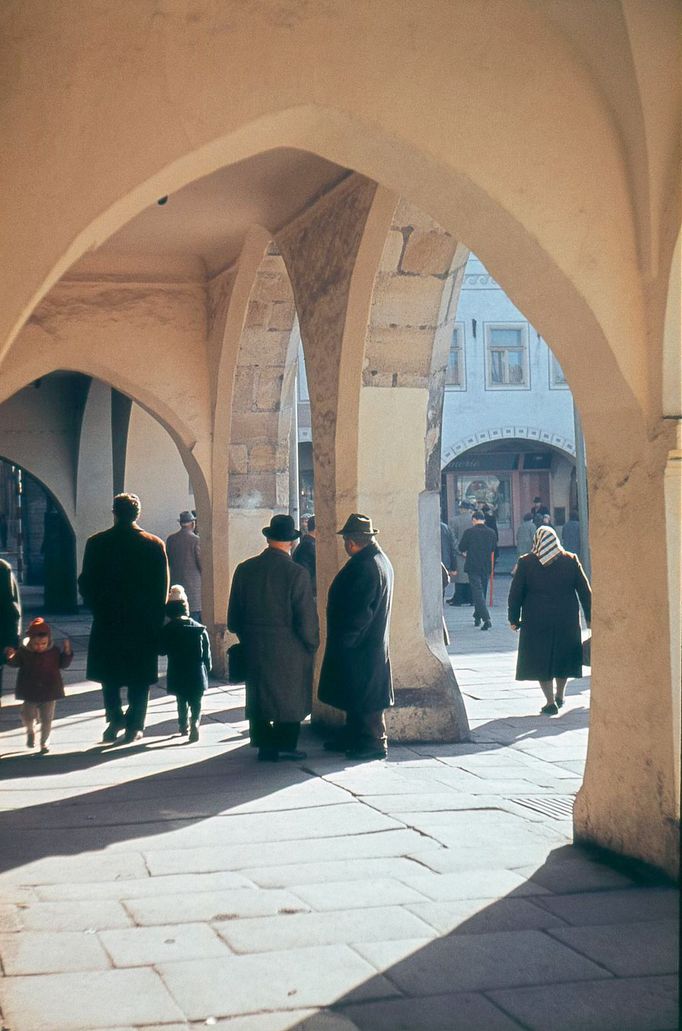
<box><xmin>278</xmin><ymin>178</ymin><xmax>470</xmax><ymax>741</ymax></box>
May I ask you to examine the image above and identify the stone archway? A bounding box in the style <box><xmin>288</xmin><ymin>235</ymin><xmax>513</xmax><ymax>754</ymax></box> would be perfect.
<box><xmin>1</xmin><ymin>1</ymin><xmax>679</xmax><ymax>873</ymax></box>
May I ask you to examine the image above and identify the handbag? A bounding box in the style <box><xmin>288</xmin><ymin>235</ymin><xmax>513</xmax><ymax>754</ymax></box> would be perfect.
<box><xmin>581</xmin><ymin>634</ymin><xmax>592</xmax><ymax>666</ymax></box>
<box><xmin>227</xmin><ymin>642</ymin><xmax>246</xmax><ymax>684</ymax></box>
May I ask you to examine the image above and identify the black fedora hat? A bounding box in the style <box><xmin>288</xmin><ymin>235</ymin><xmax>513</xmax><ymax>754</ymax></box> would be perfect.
<box><xmin>262</xmin><ymin>514</ymin><xmax>300</xmax><ymax>542</ymax></box>
<box><xmin>336</xmin><ymin>513</ymin><xmax>379</xmax><ymax>536</ymax></box>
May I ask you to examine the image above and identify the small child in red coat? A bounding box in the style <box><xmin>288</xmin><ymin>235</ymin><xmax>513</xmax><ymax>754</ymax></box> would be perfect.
<box><xmin>4</xmin><ymin>617</ymin><xmax>72</xmax><ymax>754</ymax></box>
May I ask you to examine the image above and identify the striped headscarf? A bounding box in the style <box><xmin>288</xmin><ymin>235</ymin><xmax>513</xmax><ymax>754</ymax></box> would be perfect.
<box><xmin>532</xmin><ymin>526</ymin><xmax>564</xmax><ymax>566</ymax></box>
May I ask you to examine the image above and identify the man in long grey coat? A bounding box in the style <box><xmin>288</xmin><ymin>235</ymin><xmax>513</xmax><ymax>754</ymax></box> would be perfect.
<box><xmin>78</xmin><ymin>493</ymin><xmax>169</xmax><ymax>744</ymax></box>
<box><xmin>227</xmin><ymin>513</ymin><xmax>319</xmax><ymax>762</ymax></box>
<box><xmin>318</xmin><ymin>513</ymin><xmax>394</xmax><ymax>761</ymax></box>
<box><xmin>166</xmin><ymin>511</ymin><xmax>202</xmax><ymax>619</ymax></box>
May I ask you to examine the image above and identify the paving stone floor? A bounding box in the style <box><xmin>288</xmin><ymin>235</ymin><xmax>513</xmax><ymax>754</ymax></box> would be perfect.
<box><xmin>0</xmin><ymin>588</ymin><xmax>678</xmax><ymax>1030</ymax></box>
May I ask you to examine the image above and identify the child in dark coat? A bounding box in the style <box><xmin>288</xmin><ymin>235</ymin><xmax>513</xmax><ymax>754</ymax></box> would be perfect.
<box><xmin>159</xmin><ymin>586</ymin><xmax>211</xmax><ymax>742</ymax></box>
<box><xmin>4</xmin><ymin>617</ymin><xmax>72</xmax><ymax>753</ymax></box>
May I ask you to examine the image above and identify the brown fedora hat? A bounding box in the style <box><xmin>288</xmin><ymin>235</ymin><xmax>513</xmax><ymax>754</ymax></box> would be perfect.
<box><xmin>336</xmin><ymin>513</ymin><xmax>379</xmax><ymax>536</ymax></box>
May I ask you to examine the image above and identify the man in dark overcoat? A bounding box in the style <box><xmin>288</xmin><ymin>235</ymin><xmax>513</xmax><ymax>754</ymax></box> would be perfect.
<box><xmin>318</xmin><ymin>513</ymin><xmax>394</xmax><ymax>761</ymax></box>
<box><xmin>0</xmin><ymin>558</ymin><xmax>21</xmax><ymax>705</ymax></box>
<box><xmin>78</xmin><ymin>493</ymin><xmax>169</xmax><ymax>744</ymax></box>
<box><xmin>227</xmin><ymin>513</ymin><xmax>319</xmax><ymax>762</ymax></box>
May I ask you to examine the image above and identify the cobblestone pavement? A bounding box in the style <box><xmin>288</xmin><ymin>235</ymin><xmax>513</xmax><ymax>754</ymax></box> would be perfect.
<box><xmin>0</xmin><ymin>589</ymin><xmax>678</xmax><ymax>1030</ymax></box>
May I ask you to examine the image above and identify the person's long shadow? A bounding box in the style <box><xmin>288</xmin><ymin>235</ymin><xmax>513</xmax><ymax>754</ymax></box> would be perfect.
<box><xmin>0</xmin><ymin>741</ymin><xmax>322</xmax><ymax>876</ymax></box>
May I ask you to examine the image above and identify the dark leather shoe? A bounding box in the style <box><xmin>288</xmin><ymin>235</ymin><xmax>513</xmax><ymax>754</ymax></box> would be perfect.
<box><xmin>102</xmin><ymin>724</ymin><xmax>120</xmax><ymax>743</ymax></box>
<box><xmin>474</xmin><ymin>617</ymin><xmax>481</xmax><ymax>627</ymax></box>
<box><xmin>188</xmin><ymin>723</ymin><xmax>199</xmax><ymax>743</ymax></box>
<box><xmin>481</xmin><ymin>621</ymin><xmax>492</xmax><ymax>631</ymax></box>
<box><xmin>346</xmin><ymin>746</ymin><xmax>388</xmax><ymax>762</ymax></box>
<box><xmin>323</xmin><ymin>739</ymin><xmax>348</xmax><ymax>753</ymax></box>
<box><xmin>122</xmin><ymin>729</ymin><xmax>144</xmax><ymax>744</ymax></box>
<box><xmin>257</xmin><ymin>748</ymin><xmax>279</xmax><ymax>762</ymax></box>
<box><xmin>540</xmin><ymin>703</ymin><xmax>559</xmax><ymax>715</ymax></box>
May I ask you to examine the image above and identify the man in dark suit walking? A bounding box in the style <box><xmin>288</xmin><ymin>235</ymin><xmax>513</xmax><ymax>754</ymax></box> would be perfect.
<box><xmin>78</xmin><ymin>493</ymin><xmax>169</xmax><ymax>744</ymax></box>
<box><xmin>318</xmin><ymin>513</ymin><xmax>394</xmax><ymax>761</ymax></box>
<box><xmin>227</xmin><ymin>514</ymin><xmax>319</xmax><ymax>762</ymax></box>
<box><xmin>457</xmin><ymin>510</ymin><xmax>497</xmax><ymax>631</ymax></box>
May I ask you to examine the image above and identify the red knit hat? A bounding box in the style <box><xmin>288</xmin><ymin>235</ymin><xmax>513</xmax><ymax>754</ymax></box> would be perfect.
<box><xmin>26</xmin><ymin>618</ymin><xmax>50</xmax><ymax>638</ymax></box>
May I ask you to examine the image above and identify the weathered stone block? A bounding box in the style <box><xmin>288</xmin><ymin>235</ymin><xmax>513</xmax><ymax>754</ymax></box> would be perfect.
<box><xmin>256</xmin><ymin>367</ymin><xmax>285</xmax><ymax>410</ymax></box>
<box><xmin>253</xmin><ymin>272</ymin><xmax>293</xmax><ymax>304</ymax></box>
<box><xmin>231</xmin><ymin>411</ymin><xmax>280</xmax><ymax>442</ymax></box>
<box><xmin>379</xmin><ymin>230</ymin><xmax>405</xmax><ymax>272</ymax></box>
<box><xmin>248</xmin><ymin>443</ymin><xmax>277</xmax><ymax>471</ymax></box>
<box><xmin>229</xmin><ymin>444</ymin><xmax>248</xmax><ymax>474</ymax></box>
<box><xmin>268</xmin><ymin>300</ymin><xmax>296</xmax><ymax>331</ymax></box>
<box><xmin>401</xmin><ymin>229</ymin><xmax>457</xmax><ymax>276</ymax></box>
<box><xmin>229</xmin><ymin>472</ymin><xmax>277</xmax><ymax>508</ymax></box>
<box><xmin>371</xmin><ymin>273</ymin><xmax>445</xmax><ymax>328</ymax></box>
<box><xmin>233</xmin><ymin>365</ymin><xmax>257</xmax><ymax>406</ymax></box>
<box><xmin>245</xmin><ymin>299</ymin><xmax>269</xmax><ymax>328</ymax></box>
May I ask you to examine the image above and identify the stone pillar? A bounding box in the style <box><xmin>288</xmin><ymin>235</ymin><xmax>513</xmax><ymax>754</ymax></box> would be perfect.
<box><xmin>279</xmin><ymin>181</ymin><xmax>470</xmax><ymax>741</ymax></box>
<box><xmin>227</xmin><ymin>246</ymin><xmax>298</xmax><ymax>572</ymax></box>
<box><xmin>573</xmin><ymin>417</ymin><xmax>680</xmax><ymax>879</ymax></box>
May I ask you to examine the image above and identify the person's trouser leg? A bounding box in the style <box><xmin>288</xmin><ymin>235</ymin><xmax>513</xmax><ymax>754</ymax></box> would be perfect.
<box><xmin>469</xmin><ymin>574</ymin><xmax>490</xmax><ymax>623</ymax></box>
<box><xmin>177</xmin><ymin>698</ymin><xmax>189</xmax><ymax>732</ymax></box>
<box><xmin>21</xmin><ymin>702</ymin><xmax>37</xmax><ymax>746</ymax></box>
<box><xmin>38</xmin><ymin>701</ymin><xmax>56</xmax><ymax>748</ymax></box>
<box><xmin>125</xmin><ymin>682</ymin><xmax>150</xmax><ymax>734</ymax></box>
<box><xmin>250</xmin><ymin>718</ymin><xmax>270</xmax><ymax>747</ymax></box>
<box><xmin>102</xmin><ymin>683</ymin><xmax>125</xmax><ymax>727</ymax></box>
<box><xmin>348</xmin><ymin>710</ymin><xmax>387</xmax><ymax>755</ymax></box>
<box><xmin>272</xmin><ymin>721</ymin><xmax>300</xmax><ymax>752</ymax></box>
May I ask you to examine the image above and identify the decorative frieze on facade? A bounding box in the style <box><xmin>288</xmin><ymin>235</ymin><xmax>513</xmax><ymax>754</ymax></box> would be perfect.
<box><xmin>442</xmin><ymin>426</ymin><xmax>576</xmax><ymax>466</ymax></box>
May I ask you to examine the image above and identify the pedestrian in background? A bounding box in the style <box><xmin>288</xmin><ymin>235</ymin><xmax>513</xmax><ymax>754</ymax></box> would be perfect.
<box><xmin>508</xmin><ymin>525</ymin><xmax>591</xmax><ymax>715</ymax></box>
<box><xmin>5</xmin><ymin>618</ymin><xmax>72</xmax><ymax>753</ymax></box>
<box><xmin>78</xmin><ymin>493</ymin><xmax>169</xmax><ymax>744</ymax></box>
<box><xmin>560</xmin><ymin>509</ymin><xmax>581</xmax><ymax>556</ymax></box>
<box><xmin>457</xmin><ymin>510</ymin><xmax>496</xmax><ymax>631</ymax></box>
<box><xmin>159</xmin><ymin>585</ymin><xmax>211</xmax><ymax>743</ymax></box>
<box><xmin>319</xmin><ymin>513</ymin><xmax>394</xmax><ymax>761</ymax></box>
<box><xmin>227</xmin><ymin>514</ymin><xmax>319</xmax><ymax>762</ymax></box>
<box><xmin>166</xmin><ymin>511</ymin><xmax>202</xmax><ymax>620</ymax></box>
<box><xmin>0</xmin><ymin>557</ymin><xmax>20</xmax><ymax>705</ymax></box>
<box><xmin>447</xmin><ymin>500</ymin><xmax>473</xmax><ymax>606</ymax></box>
<box><xmin>293</xmin><ymin>514</ymin><xmax>317</xmax><ymax>596</ymax></box>
<box><xmin>515</xmin><ymin>513</ymin><xmax>535</xmax><ymax>561</ymax></box>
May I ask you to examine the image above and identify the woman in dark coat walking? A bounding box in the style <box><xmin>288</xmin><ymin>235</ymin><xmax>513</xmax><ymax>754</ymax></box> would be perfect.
<box><xmin>508</xmin><ymin>525</ymin><xmax>591</xmax><ymax>715</ymax></box>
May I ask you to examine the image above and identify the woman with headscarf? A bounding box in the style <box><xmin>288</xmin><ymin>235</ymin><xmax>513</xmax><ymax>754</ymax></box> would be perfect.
<box><xmin>508</xmin><ymin>525</ymin><xmax>591</xmax><ymax>715</ymax></box>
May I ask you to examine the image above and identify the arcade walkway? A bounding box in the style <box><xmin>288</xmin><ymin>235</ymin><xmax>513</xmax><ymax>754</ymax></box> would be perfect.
<box><xmin>0</xmin><ymin>602</ymin><xmax>677</xmax><ymax>1030</ymax></box>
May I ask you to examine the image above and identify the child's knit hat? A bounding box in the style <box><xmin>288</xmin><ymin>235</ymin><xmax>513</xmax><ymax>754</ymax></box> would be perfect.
<box><xmin>168</xmin><ymin>585</ymin><xmax>188</xmax><ymax>604</ymax></box>
<box><xmin>27</xmin><ymin>618</ymin><xmax>50</xmax><ymax>638</ymax></box>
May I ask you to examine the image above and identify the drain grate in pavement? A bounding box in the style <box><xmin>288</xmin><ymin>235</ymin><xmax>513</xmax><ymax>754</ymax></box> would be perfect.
<box><xmin>511</xmin><ymin>796</ymin><xmax>575</xmax><ymax>820</ymax></box>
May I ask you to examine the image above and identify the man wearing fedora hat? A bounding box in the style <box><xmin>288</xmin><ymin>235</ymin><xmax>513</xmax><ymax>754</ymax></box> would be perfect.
<box><xmin>166</xmin><ymin>511</ymin><xmax>202</xmax><ymax>620</ymax></box>
<box><xmin>227</xmin><ymin>513</ymin><xmax>319</xmax><ymax>761</ymax></box>
<box><xmin>318</xmin><ymin>513</ymin><xmax>394</xmax><ymax>761</ymax></box>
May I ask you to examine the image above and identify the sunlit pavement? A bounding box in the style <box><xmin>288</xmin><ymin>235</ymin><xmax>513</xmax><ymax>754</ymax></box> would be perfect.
<box><xmin>0</xmin><ymin>593</ymin><xmax>677</xmax><ymax>1030</ymax></box>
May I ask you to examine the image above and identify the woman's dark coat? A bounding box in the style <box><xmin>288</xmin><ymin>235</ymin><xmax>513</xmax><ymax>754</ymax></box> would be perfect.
<box><xmin>508</xmin><ymin>551</ymin><xmax>591</xmax><ymax>680</ymax></box>
<box><xmin>318</xmin><ymin>541</ymin><xmax>394</xmax><ymax>713</ymax></box>
<box><xmin>0</xmin><ymin>559</ymin><xmax>21</xmax><ymax>657</ymax></box>
<box><xmin>78</xmin><ymin>523</ymin><xmax>169</xmax><ymax>686</ymax></box>
<box><xmin>227</xmin><ymin>548</ymin><xmax>319</xmax><ymax>722</ymax></box>
<box><xmin>159</xmin><ymin>616</ymin><xmax>211</xmax><ymax>702</ymax></box>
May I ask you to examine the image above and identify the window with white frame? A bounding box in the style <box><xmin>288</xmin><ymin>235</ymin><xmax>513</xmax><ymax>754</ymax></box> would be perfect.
<box><xmin>445</xmin><ymin>323</ymin><xmax>465</xmax><ymax>389</ymax></box>
<box><xmin>485</xmin><ymin>324</ymin><xmax>529</xmax><ymax>388</ymax></box>
<box><xmin>549</xmin><ymin>352</ymin><xmax>568</xmax><ymax>388</ymax></box>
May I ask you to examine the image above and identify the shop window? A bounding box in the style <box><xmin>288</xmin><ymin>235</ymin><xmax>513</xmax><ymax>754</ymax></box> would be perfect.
<box><xmin>485</xmin><ymin>324</ymin><xmax>529</xmax><ymax>389</ymax></box>
<box><xmin>445</xmin><ymin>323</ymin><xmax>466</xmax><ymax>389</ymax></box>
<box><xmin>456</xmin><ymin>474</ymin><xmax>512</xmax><ymax>530</ymax></box>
